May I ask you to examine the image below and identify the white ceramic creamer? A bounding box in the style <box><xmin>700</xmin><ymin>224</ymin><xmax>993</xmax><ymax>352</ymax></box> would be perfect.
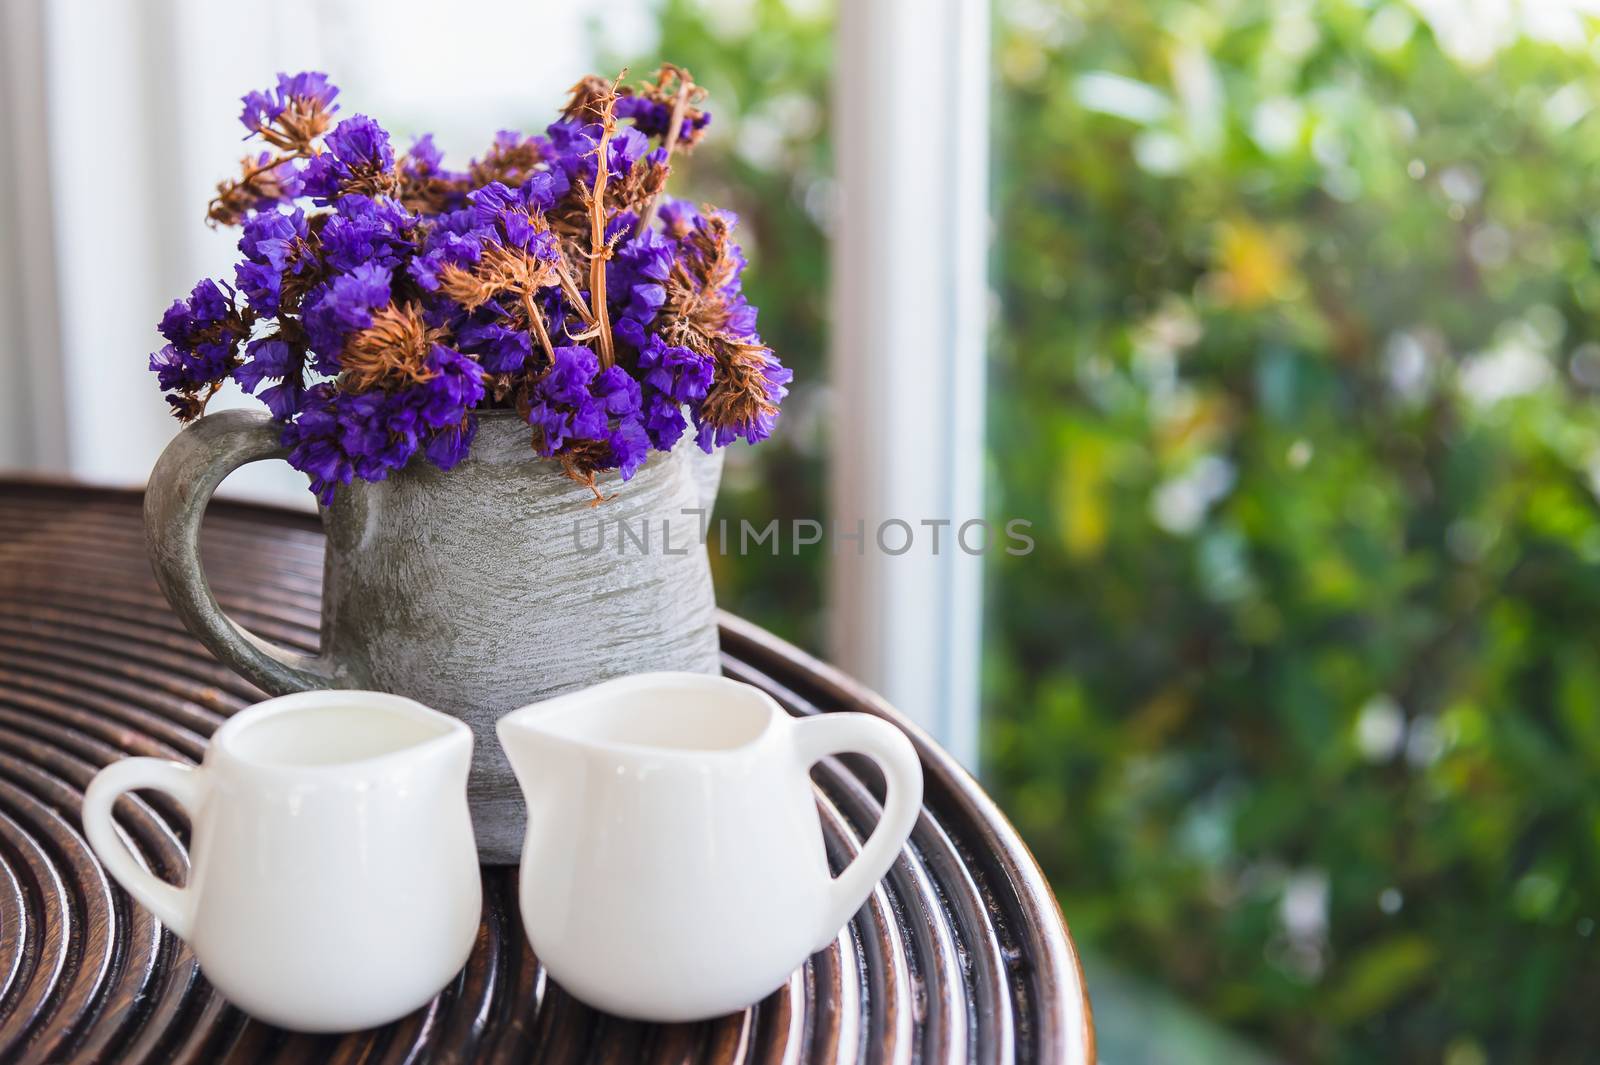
<box><xmin>497</xmin><ymin>672</ymin><xmax>923</xmax><ymax>1022</ymax></box>
<box><xmin>82</xmin><ymin>690</ymin><xmax>482</xmax><ymax>1031</ymax></box>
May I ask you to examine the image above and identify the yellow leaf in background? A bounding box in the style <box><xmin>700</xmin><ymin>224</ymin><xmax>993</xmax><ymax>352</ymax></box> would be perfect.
<box><xmin>1056</xmin><ymin>435</ymin><xmax>1110</xmax><ymax>560</ymax></box>
<box><xmin>1215</xmin><ymin>218</ymin><xmax>1298</xmax><ymax>308</ymax></box>
<box><xmin>1155</xmin><ymin>391</ymin><xmax>1234</xmax><ymax>457</ymax></box>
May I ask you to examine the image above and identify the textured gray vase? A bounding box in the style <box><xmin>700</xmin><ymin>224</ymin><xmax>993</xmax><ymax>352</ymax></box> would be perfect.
<box><xmin>144</xmin><ymin>408</ymin><xmax>722</xmax><ymax>863</ymax></box>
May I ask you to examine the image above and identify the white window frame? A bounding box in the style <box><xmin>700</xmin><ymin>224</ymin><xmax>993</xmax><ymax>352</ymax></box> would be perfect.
<box><xmin>828</xmin><ymin>0</ymin><xmax>991</xmax><ymax>769</ymax></box>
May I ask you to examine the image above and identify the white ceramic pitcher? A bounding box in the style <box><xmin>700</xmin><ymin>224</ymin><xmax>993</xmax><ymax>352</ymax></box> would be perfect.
<box><xmin>82</xmin><ymin>691</ymin><xmax>482</xmax><ymax>1032</ymax></box>
<box><xmin>496</xmin><ymin>672</ymin><xmax>924</xmax><ymax>1022</ymax></box>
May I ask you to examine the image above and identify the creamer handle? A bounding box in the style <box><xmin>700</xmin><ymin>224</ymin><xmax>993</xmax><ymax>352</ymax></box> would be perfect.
<box><xmin>793</xmin><ymin>713</ymin><xmax>923</xmax><ymax>951</ymax></box>
<box><xmin>82</xmin><ymin>757</ymin><xmax>209</xmax><ymax>938</ymax></box>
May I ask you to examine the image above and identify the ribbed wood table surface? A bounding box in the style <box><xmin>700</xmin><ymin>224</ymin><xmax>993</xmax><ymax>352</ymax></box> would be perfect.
<box><xmin>0</xmin><ymin>482</ymin><xmax>1092</xmax><ymax>1064</ymax></box>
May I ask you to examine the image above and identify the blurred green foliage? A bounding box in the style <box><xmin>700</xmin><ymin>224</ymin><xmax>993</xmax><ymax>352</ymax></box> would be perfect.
<box><xmin>988</xmin><ymin>2</ymin><xmax>1600</xmax><ymax>1061</ymax></box>
<box><xmin>624</xmin><ymin>1</ymin><xmax>1600</xmax><ymax>1061</ymax></box>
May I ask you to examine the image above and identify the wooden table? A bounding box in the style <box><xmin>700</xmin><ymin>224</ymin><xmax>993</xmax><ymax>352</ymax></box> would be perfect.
<box><xmin>0</xmin><ymin>482</ymin><xmax>1093</xmax><ymax>1064</ymax></box>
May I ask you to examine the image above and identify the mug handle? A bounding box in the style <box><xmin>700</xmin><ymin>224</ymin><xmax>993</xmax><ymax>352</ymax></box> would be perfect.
<box><xmin>144</xmin><ymin>409</ymin><xmax>336</xmax><ymax>694</ymax></box>
<box><xmin>794</xmin><ymin>713</ymin><xmax>924</xmax><ymax>951</ymax></box>
<box><xmin>82</xmin><ymin>757</ymin><xmax>210</xmax><ymax>939</ymax></box>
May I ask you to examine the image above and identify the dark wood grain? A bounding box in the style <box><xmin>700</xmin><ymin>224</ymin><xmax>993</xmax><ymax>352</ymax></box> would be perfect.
<box><xmin>0</xmin><ymin>481</ymin><xmax>1093</xmax><ymax>1064</ymax></box>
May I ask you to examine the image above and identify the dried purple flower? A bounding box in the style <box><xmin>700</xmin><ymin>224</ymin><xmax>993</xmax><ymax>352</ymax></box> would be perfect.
<box><xmin>302</xmin><ymin>262</ymin><xmax>394</xmax><ymax>367</ymax></box>
<box><xmin>157</xmin><ymin>66</ymin><xmax>788</xmax><ymax>502</ymax></box>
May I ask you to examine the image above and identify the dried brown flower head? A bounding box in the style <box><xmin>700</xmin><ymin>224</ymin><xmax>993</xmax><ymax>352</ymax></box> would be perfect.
<box><xmin>655</xmin><ymin>208</ymin><xmax>783</xmax><ymax>435</ymax></box>
<box><xmin>340</xmin><ymin>161</ymin><xmax>402</xmax><ymax>202</ymax></box>
<box><xmin>340</xmin><ymin>302</ymin><xmax>442</xmax><ymax>392</ymax></box>
<box><xmin>253</xmin><ymin>97</ymin><xmax>335</xmax><ymax>156</ymax></box>
<box><xmin>209</xmin><ymin>155</ymin><xmax>296</xmax><ymax>227</ymax></box>
<box><xmin>627</xmin><ymin>64</ymin><xmax>711</xmax><ymax>149</ymax></box>
<box><xmin>697</xmin><ymin>337</ymin><xmax>783</xmax><ymax>434</ymax></box>
<box><xmin>561</xmin><ymin>74</ymin><xmax>621</xmax><ymax>124</ymax></box>
<box><xmin>467</xmin><ymin>137</ymin><xmax>545</xmax><ymax>191</ymax></box>
<box><xmin>437</xmin><ymin>244</ymin><xmax>554</xmax><ymax>310</ymax></box>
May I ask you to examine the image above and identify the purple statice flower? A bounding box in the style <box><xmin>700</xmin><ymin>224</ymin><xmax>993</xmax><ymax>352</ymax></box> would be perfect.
<box><xmin>239</xmin><ymin>71</ymin><xmax>339</xmax><ymax>135</ymax></box>
<box><xmin>635</xmin><ymin>332</ymin><xmax>713</xmax><ymax>403</ymax></box>
<box><xmin>234</xmin><ymin>208</ymin><xmax>308</xmax><ymax>315</ymax></box>
<box><xmin>280</xmin><ymin>385</ymin><xmax>348</xmax><ymax>503</ymax></box>
<box><xmin>165</xmin><ymin>67</ymin><xmax>787</xmax><ymax>498</ymax></box>
<box><xmin>455</xmin><ymin>318</ymin><xmax>532</xmax><ymax>373</ymax></box>
<box><xmin>301</xmin><ymin>115</ymin><xmax>395</xmax><ymax>202</ymax></box>
<box><xmin>258</xmin><ymin>378</ymin><xmax>308</xmax><ymax>420</ymax></box>
<box><xmin>319</xmin><ymin>195</ymin><xmax>415</xmax><ymax>272</ymax></box>
<box><xmin>415</xmin><ymin>344</ymin><xmax>486</xmax><ymax>429</ymax></box>
<box><xmin>468</xmin><ymin>129</ymin><xmax>556</xmax><ymax>190</ymax></box>
<box><xmin>233</xmin><ymin>338</ymin><xmax>290</xmax><ymax>395</ymax></box>
<box><xmin>282</xmin><ymin>384</ymin><xmax>394</xmax><ymax>502</ymax></box>
<box><xmin>470</xmin><ymin>176</ymin><xmax>557</xmax><ymax>222</ymax></box>
<box><xmin>542</xmin><ymin>121</ymin><xmax>589</xmax><ymax>186</ymax></box>
<box><xmin>468</xmin><ymin>179</ymin><xmax>560</xmax><ymax>258</ymax></box>
<box><xmin>238</xmin><ymin>206</ymin><xmax>307</xmax><ymax>265</ymax></box>
<box><xmin>593</xmin><ymin>367</ymin><xmax>648</xmax><ymax>478</ymax></box>
<box><xmin>282</xmin><ymin>345</ymin><xmax>484</xmax><ymax>502</ymax></box>
<box><xmin>525</xmin><ymin>345</ymin><xmax>599</xmax><ymax>453</ymax></box>
<box><xmin>543</xmin><ymin>345</ymin><xmax>599</xmax><ymax>405</ymax></box>
<box><xmin>621</xmin><ymin>324</ymin><xmax>712</xmax><ymax>452</ymax></box>
<box><xmin>301</xmin><ymin>262</ymin><xmax>393</xmax><ymax>368</ymax></box>
<box><xmin>614</xmin><ymin>94</ymin><xmax>712</xmax><ymax>140</ymax></box>
<box><xmin>339</xmin><ymin>391</ymin><xmax>418</xmax><ymax>480</ymax></box>
<box><xmin>158</xmin><ymin>279</ymin><xmax>232</xmax><ymax>346</ymax></box>
<box><xmin>149</xmin><ymin>345</ymin><xmax>196</xmax><ymax>398</ymax></box>
<box><xmin>424</xmin><ymin>418</ymin><xmax>478</xmax><ymax>469</ymax></box>
<box><xmin>544</xmin><ymin>119</ymin><xmax>643</xmax><ymax>186</ymax></box>
<box><xmin>243</xmin><ymin>151</ymin><xmax>305</xmax><ymax>209</ymax></box>
<box><xmin>409</xmin><ymin>207</ymin><xmax>490</xmax><ymax>292</ymax></box>
<box><xmin>491</xmin><ymin>128</ymin><xmax>550</xmax><ymax>158</ymax></box>
<box><xmin>149</xmin><ymin>340</ymin><xmax>230</xmax><ymax>394</ymax></box>
<box><xmin>239</xmin><ymin>92</ymin><xmax>280</xmax><ymax>136</ymax></box>
<box><xmin>524</xmin><ymin>347</ymin><xmax>651</xmax><ymax>478</ymax></box>
<box><xmin>549</xmin><ymin>122</ymin><xmax>650</xmax><ymax>187</ymax></box>
<box><xmin>658</xmin><ymin>198</ymin><xmax>700</xmax><ymax>235</ymax></box>
<box><xmin>150</xmin><ymin>279</ymin><xmax>245</xmax><ymax>405</ymax></box>
<box><xmin>641</xmin><ymin>392</ymin><xmax>687</xmax><ymax>450</ymax></box>
<box><xmin>405</xmin><ymin>133</ymin><xmax>444</xmax><ymax>174</ymax></box>
<box><xmin>299</xmin><ymin>156</ymin><xmax>345</xmax><ymax>204</ymax></box>
<box><xmin>400</xmin><ymin>134</ymin><xmax>474</xmax><ymax>212</ymax></box>
<box><xmin>609</xmin><ymin>127</ymin><xmax>651</xmax><ymax>174</ymax></box>
<box><xmin>595</xmin><ymin>365</ymin><xmax>642</xmax><ymax>416</ymax></box>
<box><xmin>233</xmin><ymin>337</ymin><xmax>307</xmax><ymax>419</ymax></box>
<box><xmin>326</xmin><ymin>114</ymin><xmax>394</xmax><ymax>170</ymax></box>
<box><xmin>609</xmin><ymin>229</ymin><xmax>673</xmax><ymax>327</ymax></box>
<box><xmin>608</xmin><ymin>414</ymin><xmax>651</xmax><ymax>479</ymax></box>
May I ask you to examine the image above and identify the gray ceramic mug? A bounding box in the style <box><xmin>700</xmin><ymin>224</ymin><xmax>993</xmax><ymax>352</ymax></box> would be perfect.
<box><xmin>144</xmin><ymin>407</ymin><xmax>723</xmax><ymax>863</ymax></box>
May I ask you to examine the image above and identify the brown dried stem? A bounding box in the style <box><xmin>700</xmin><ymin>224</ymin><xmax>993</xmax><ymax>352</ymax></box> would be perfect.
<box><xmin>552</xmin><ymin>257</ymin><xmax>595</xmax><ymax>324</ymax></box>
<box><xmin>636</xmin><ymin>72</ymin><xmax>695</xmax><ymax>235</ymax></box>
<box><xmin>522</xmin><ymin>291</ymin><xmax>555</xmax><ymax>364</ymax></box>
<box><xmin>208</xmin><ymin>153</ymin><xmax>297</xmax><ymax>227</ymax></box>
<box><xmin>560</xmin><ymin>452</ymin><xmax>616</xmax><ymax>506</ymax></box>
<box><xmin>586</xmin><ymin>73</ymin><xmax>625</xmax><ymax>370</ymax></box>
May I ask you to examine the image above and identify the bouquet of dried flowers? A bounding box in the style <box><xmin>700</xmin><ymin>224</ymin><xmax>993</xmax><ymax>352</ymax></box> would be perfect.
<box><xmin>150</xmin><ymin>68</ymin><xmax>790</xmax><ymax>503</ymax></box>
